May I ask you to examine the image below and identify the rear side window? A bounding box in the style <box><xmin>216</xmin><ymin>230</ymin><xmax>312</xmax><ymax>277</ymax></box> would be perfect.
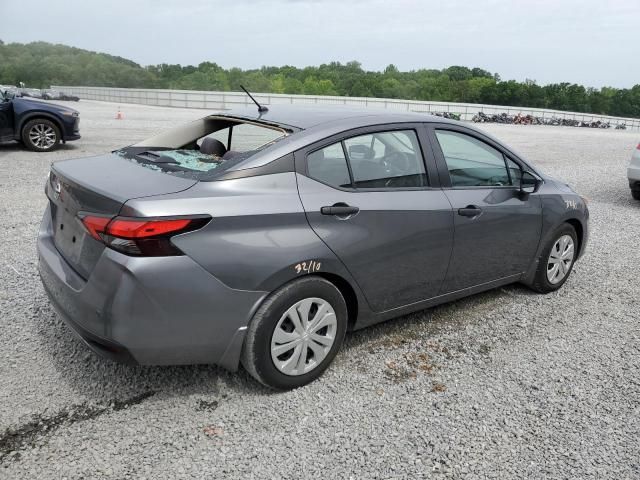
<box><xmin>307</xmin><ymin>143</ymin><xmax>352</xmax><ymax>189</ymax></box>
<box><xmin>306</xmin><ymin>129</ymin><xmax>428</xmax><ymax>190</ymax></box>
<box><xmin>435</xmin><ymin>130</ymin><xmax>512</xmax><ymax>187</ymax></box>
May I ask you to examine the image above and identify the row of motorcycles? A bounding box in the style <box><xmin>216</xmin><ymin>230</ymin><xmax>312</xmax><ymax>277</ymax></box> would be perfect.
<box><xmin>470</xmin><ymin>111</ymin><xmax>627</xmax><ymax>130</ymax></box>
<box><xmin>432</xmin><ymin>112</ymin><xmax>462</xmax><ymax>121</ymax></box>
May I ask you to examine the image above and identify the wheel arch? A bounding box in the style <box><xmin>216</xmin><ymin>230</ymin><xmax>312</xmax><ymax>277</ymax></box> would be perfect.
<box><xmin>17</xmin><ymin>112</ymin><xmax>64</xmax><ymax>139</ymax></box>
<box><xmin>521</xmin><ymin>214</ymin><xmax>587</xmax><ymax>287</ymax></box>
<box><xmin>564</xmin><ymin>217</ymin><xmax>584</xmax><ymax>257</ymax></box>
<box><xmin>313</xmin><ymin>272</ymin><xmax>359</xmax><ymax>330</ymax></box>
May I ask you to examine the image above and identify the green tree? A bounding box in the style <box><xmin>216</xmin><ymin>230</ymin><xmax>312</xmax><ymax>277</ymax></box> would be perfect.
<box><xmin>1</xmin><ymin>41</ymin><xmax>638</xmax><ymax>118</ymax></box>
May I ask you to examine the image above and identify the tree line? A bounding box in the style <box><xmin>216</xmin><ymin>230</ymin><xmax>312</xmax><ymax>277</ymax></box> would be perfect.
<box><xmin>1</xmin><ymin>41</ymin><xmax>639</xmax><ymax>118</ymax></box>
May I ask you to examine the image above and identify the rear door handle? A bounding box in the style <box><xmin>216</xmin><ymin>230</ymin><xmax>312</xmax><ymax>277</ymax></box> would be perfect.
<box><xmin>458</xmin><ymin>205</ymin><xmax>482</xmax><ymax>217</ymax></box>
<box><xmin>321</xmin><ymin>204</ymin><xmax>360</xmax><ymax>216</ymax></box>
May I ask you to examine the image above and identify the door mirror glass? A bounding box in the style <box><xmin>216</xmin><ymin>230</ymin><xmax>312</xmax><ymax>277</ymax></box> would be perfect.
<box><xmin>520</xmin><ymin>171</ymin><xmax>541</xmax><ymax>194</ymax></box>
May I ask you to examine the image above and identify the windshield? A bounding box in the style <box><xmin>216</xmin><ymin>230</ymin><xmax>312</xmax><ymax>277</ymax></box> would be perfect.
<box><xmin>115</xmin><ymin>116</ymin><xmax>289</xmax><ymax>179</ymax></box>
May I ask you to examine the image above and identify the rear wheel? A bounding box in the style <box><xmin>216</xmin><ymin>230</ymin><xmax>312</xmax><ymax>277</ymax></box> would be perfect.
<box><xmin>631</xmin><ymin>189</ymin><xmax>640</xmax><ymax>201</ymax></box>
<box><xmin>241</xmin><ymin>277</ymin><xmax>347</xmax><ymax>390</ymax></box>
<box><xmin>530</xmin><ymin>224</ymin><xmax>578</xmax><ymax>293</ymax></box>
<box><xmin>21</xmin><ymin>118</ymin><xmax>60</xmax><ymax>152</ymax></box>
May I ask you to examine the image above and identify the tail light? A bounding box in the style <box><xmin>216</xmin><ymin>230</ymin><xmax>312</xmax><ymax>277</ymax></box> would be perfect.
<box><xmin>637</xmin><ymin>143</ymin><xmax>640</xmax><ymax>150</ymax></box>
<box><xmin>80</xmin><ymin>214</ymin><xmax>210</xmax><ymax>256</ymax></box>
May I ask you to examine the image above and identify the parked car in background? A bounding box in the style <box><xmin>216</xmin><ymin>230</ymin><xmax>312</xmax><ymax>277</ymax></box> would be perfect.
<box><xmin>628</xmin><ymin>142</ymin><xmax>640</xmax><ymax>200</ymax></box>
<box><xmin>42</xmin><ymin>89</ymin><xmax>80</xmax><ymax>102</ymax></box>
<box><xmin>0</xmin><ymin>89</ymin><xmax>80</xmax><ymax>151</ymax></box>
<box><xmin>19</xmin><ymin>88</ymin><xmax>44</xmax><ymax>99</ymax></box>
<box><xmin>0</xmin><ymin>85</ymin><xmax>19</xmax><ymax>97</ymax></box>
<box><xmin>38</xmin><ymin>105</ymin><xmax>589</xmax><ymax>389</ymax></box>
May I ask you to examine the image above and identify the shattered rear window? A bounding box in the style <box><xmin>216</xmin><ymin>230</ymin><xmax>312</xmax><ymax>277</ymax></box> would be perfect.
<box><xmin>140</xmin><ymin>150</ymin><xmax>223</xmax><ymax>172</ymax></box>
<box><xmin>115</xmin><ymin>116</ymin><xmax>290</xmax><ymax>179</ymax></box>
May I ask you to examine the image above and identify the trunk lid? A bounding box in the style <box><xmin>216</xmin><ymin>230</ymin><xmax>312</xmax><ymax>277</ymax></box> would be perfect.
<box><xmin>47</xmin><ymin>153</ymin><xmax>197</xmax><ymax>278</ymax></box>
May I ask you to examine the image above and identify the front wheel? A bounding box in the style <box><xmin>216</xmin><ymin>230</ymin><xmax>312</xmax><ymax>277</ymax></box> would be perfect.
<box><xmin>241</xmin><ymin>277</ymin><xmax>347</xmax><ymax>390</ymax></box>
<box><xmin>631</xmin><ymin>189</ymin><xmax>640</xmax><ymax>201</ymax></box>
<box><xmin>529</xmin><ymin>224</ymin><xmax>578</xmax><ymax>293</ymax></box>
<box><xmin>21</xmin><ymin>119</ymin><xmax>61</xmax><ymax>152</ymax></box>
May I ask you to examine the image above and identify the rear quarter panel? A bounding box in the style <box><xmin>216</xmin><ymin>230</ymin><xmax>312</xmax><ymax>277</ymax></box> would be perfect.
<box><xmin>121</xmin><ymin>172</ymin><xmax>367</xmax><ymax>298</ymax></box>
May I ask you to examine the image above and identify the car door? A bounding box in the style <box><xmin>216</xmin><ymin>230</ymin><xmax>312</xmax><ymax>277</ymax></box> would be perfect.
<box><xmin>0</xmin><ymin>99</ymin><xmax>14</xmax><ymax>140</ymax></box>
<box><xmin>295</xmin><ymin>125</ymin><xmax>454</xmax><ymax>312</ymax></box>
<box><xmin>427</xmin><ymin>124</ymin><xmax>542</xmax><ymax>293</ymax></box>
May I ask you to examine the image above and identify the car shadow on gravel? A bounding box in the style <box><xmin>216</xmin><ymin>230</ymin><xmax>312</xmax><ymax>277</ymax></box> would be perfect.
<box><xmin>0</xmin><ymin>142</ymin><xmax>22</xmax><ymax>152</ymax></box>
<box><xmin>34</xmin><ymin>282</ymin><xmax>536</xmax><ymax>404</ymax></box>
<box><xmin>343</xmin><ymin>283</ymin><xmax>536</xmax><ymax>353</ymax></box>
<box><xmin>0</xmin><ymin>142</ymin><xmax>79</xmax><ymax>154</ymax></box>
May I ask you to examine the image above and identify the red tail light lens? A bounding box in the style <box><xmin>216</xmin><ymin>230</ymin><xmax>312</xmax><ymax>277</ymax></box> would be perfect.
<box><xmin>80</xmin><ymin>215</ymin><xmax>210</xmax><ymax>256</ymax></box>
<box><xmin>637</xmin><ymin>143</ymin><xmax>640</xmax><ymax>150</ymax></box>
<box><xmin>105</xmin><ymin>218</ymin><xmax>193</xmax><ymax>239</ymax></box>
<box><xmin>81</xmin><ymin>215</ymin><xmax>112</xmax><ymax>241</ymax></box>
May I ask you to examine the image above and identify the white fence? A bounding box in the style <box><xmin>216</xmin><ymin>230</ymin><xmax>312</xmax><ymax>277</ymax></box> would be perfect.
<box><xmin>53</xmin><ymin>86</ymin><xmax>640</xmax><ymax>130</ymax></box>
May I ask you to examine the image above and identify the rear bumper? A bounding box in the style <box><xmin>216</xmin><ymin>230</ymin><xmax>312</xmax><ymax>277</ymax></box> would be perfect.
<box><xmin>37</xmin><ymin>206</ymin><xmax>267</xmax><ymax>370</ymax></box>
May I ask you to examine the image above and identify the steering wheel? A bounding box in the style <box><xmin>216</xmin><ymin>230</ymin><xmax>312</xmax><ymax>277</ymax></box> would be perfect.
<box><xmin>486</xmin><ymin>175</ymin><xmax>506</xmax><ymax>187</ymax></box>
<box><xmin>380</xmin><ymin>151</ymin><xmax>411</xmax><ymax>176</ymax></box>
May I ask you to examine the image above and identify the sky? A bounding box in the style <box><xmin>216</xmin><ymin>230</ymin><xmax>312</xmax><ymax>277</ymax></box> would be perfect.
<box><xmin>2</xmin><ymin>0</ymin><xmax>639</xmax><ymax>88</ymax></box>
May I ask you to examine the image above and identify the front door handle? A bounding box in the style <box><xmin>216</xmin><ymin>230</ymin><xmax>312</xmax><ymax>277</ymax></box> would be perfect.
<box><xmin>458</xmin><ymin>205</ymin><xmax>482</xmax><ymax>217</ymax></box>
<box><xmin>321</xmin><ymin>204</ymin><xmax>360</xmax><ymax>216</ymax></box>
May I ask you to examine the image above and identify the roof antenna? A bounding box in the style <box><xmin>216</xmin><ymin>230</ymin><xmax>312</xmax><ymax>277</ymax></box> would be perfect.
<box><xmin>240</xmin><ymin>85</ymin><xmax>268</xmax><ymax>113</ymax></box>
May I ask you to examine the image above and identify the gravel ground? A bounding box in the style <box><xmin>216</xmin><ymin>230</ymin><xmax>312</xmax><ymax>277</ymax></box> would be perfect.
<box><xmin>0</xmin><ymin>100</ymin><xmax>638</xmax><ymax>479</ymax></box>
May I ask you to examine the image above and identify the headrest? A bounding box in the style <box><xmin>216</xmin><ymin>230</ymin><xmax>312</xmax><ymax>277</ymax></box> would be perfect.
<box><xmin>348</xmin><ymin>144</ymin><xmax>374</xmax><ymax>160</ymax></box>
<box><xmin>200</xmin><ymin>137</ymin><xmax>227</xmax><ymax>156</ymax></box>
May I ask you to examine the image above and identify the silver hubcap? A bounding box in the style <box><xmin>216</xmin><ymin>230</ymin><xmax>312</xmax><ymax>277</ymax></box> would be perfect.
<box><xmin>29</xmin><ymin>124</ymin><xmax>57</xmax><ymax>149</ymax></box>
<box><xmin>270</xmin><ymin>297</ymin><xmax>337</xmax><ymax>376</ymax></box>
<box><xmin>547</xmin><ymin>234</ymin><xmax>575</xmax><ymax>284</ymax></box>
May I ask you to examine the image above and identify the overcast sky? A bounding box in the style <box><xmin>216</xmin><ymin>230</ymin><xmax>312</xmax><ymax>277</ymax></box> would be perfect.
<box><xmin>3</xmin><ymin>0</ymin><xmax>638</xmax><ymax>88</ymax></box>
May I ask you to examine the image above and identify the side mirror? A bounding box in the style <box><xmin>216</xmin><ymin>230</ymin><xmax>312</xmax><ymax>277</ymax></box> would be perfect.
<box><xmin>520</xmin><ymin>171</ymin><xmax>542</xmax><ymax>195</ymax></box>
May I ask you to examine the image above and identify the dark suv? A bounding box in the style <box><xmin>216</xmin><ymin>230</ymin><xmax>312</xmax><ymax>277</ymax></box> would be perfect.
<box><xmin>0</xmin><ymin>90</ymin><xmax>80</xmax><ymax>151</ymax></box>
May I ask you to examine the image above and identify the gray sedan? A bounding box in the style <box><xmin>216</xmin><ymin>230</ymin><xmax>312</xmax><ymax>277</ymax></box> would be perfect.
<box><xmin>37</xmin><ymin>106</ymin><xmax>589</xmax><ymax>389</ymax></box>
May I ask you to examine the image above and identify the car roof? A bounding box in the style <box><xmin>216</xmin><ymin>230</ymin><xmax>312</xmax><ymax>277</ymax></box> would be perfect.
<box><xmin>216</xmin><ymin>105</ymin><xmax>467</xmax><ymax>172</ymax></box>
<box><xmin>215</xmin><ymin>104</ymin><xmax>458</xmax><ymax>131</ymax></box>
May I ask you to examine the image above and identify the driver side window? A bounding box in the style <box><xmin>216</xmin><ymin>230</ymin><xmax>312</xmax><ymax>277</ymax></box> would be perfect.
<box><xmin>435</xmin><ymin>130</ymin><xmax>513</xmax><ymax>187</ymax></box>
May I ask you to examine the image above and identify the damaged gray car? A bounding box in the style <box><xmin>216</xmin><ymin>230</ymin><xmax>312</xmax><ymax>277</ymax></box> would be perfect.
<box><xmin>38</xmin><ymin>104</ymin><xmax>589</xmax><ymax>390</ymax></box>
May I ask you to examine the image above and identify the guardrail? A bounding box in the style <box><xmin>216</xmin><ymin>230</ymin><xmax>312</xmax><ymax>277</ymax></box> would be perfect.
<box><xmin>52</xmin><ymin>86</ymin><xmax>640</xmax><ymax>130</ymax></box>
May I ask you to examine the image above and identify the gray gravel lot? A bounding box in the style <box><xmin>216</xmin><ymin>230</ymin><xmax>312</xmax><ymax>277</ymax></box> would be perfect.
<box><xmin>0</xmin><ymin>100</ymin><xmax>638</xmax><ymax>479</ymax></box>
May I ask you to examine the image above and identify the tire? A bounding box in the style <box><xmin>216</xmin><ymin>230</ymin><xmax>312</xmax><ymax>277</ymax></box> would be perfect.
<box><xmin>631</xmin><ymin>189</ymin><xmax>640</xmax><ymax>201</ymax></box>
<box><xmin>21</xmin><ymin>118</ymin><xmax>61</xmax><ymax>152</ymax></box>
<box><xmin>241</xmin><ymin>277</ymin><xmax>348</xmax><ymax>390</ymax></box>
<box><xmin>530</xmin><ymin>224</ymin><xmax>578</xmax><ymax>293</ymax></box>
